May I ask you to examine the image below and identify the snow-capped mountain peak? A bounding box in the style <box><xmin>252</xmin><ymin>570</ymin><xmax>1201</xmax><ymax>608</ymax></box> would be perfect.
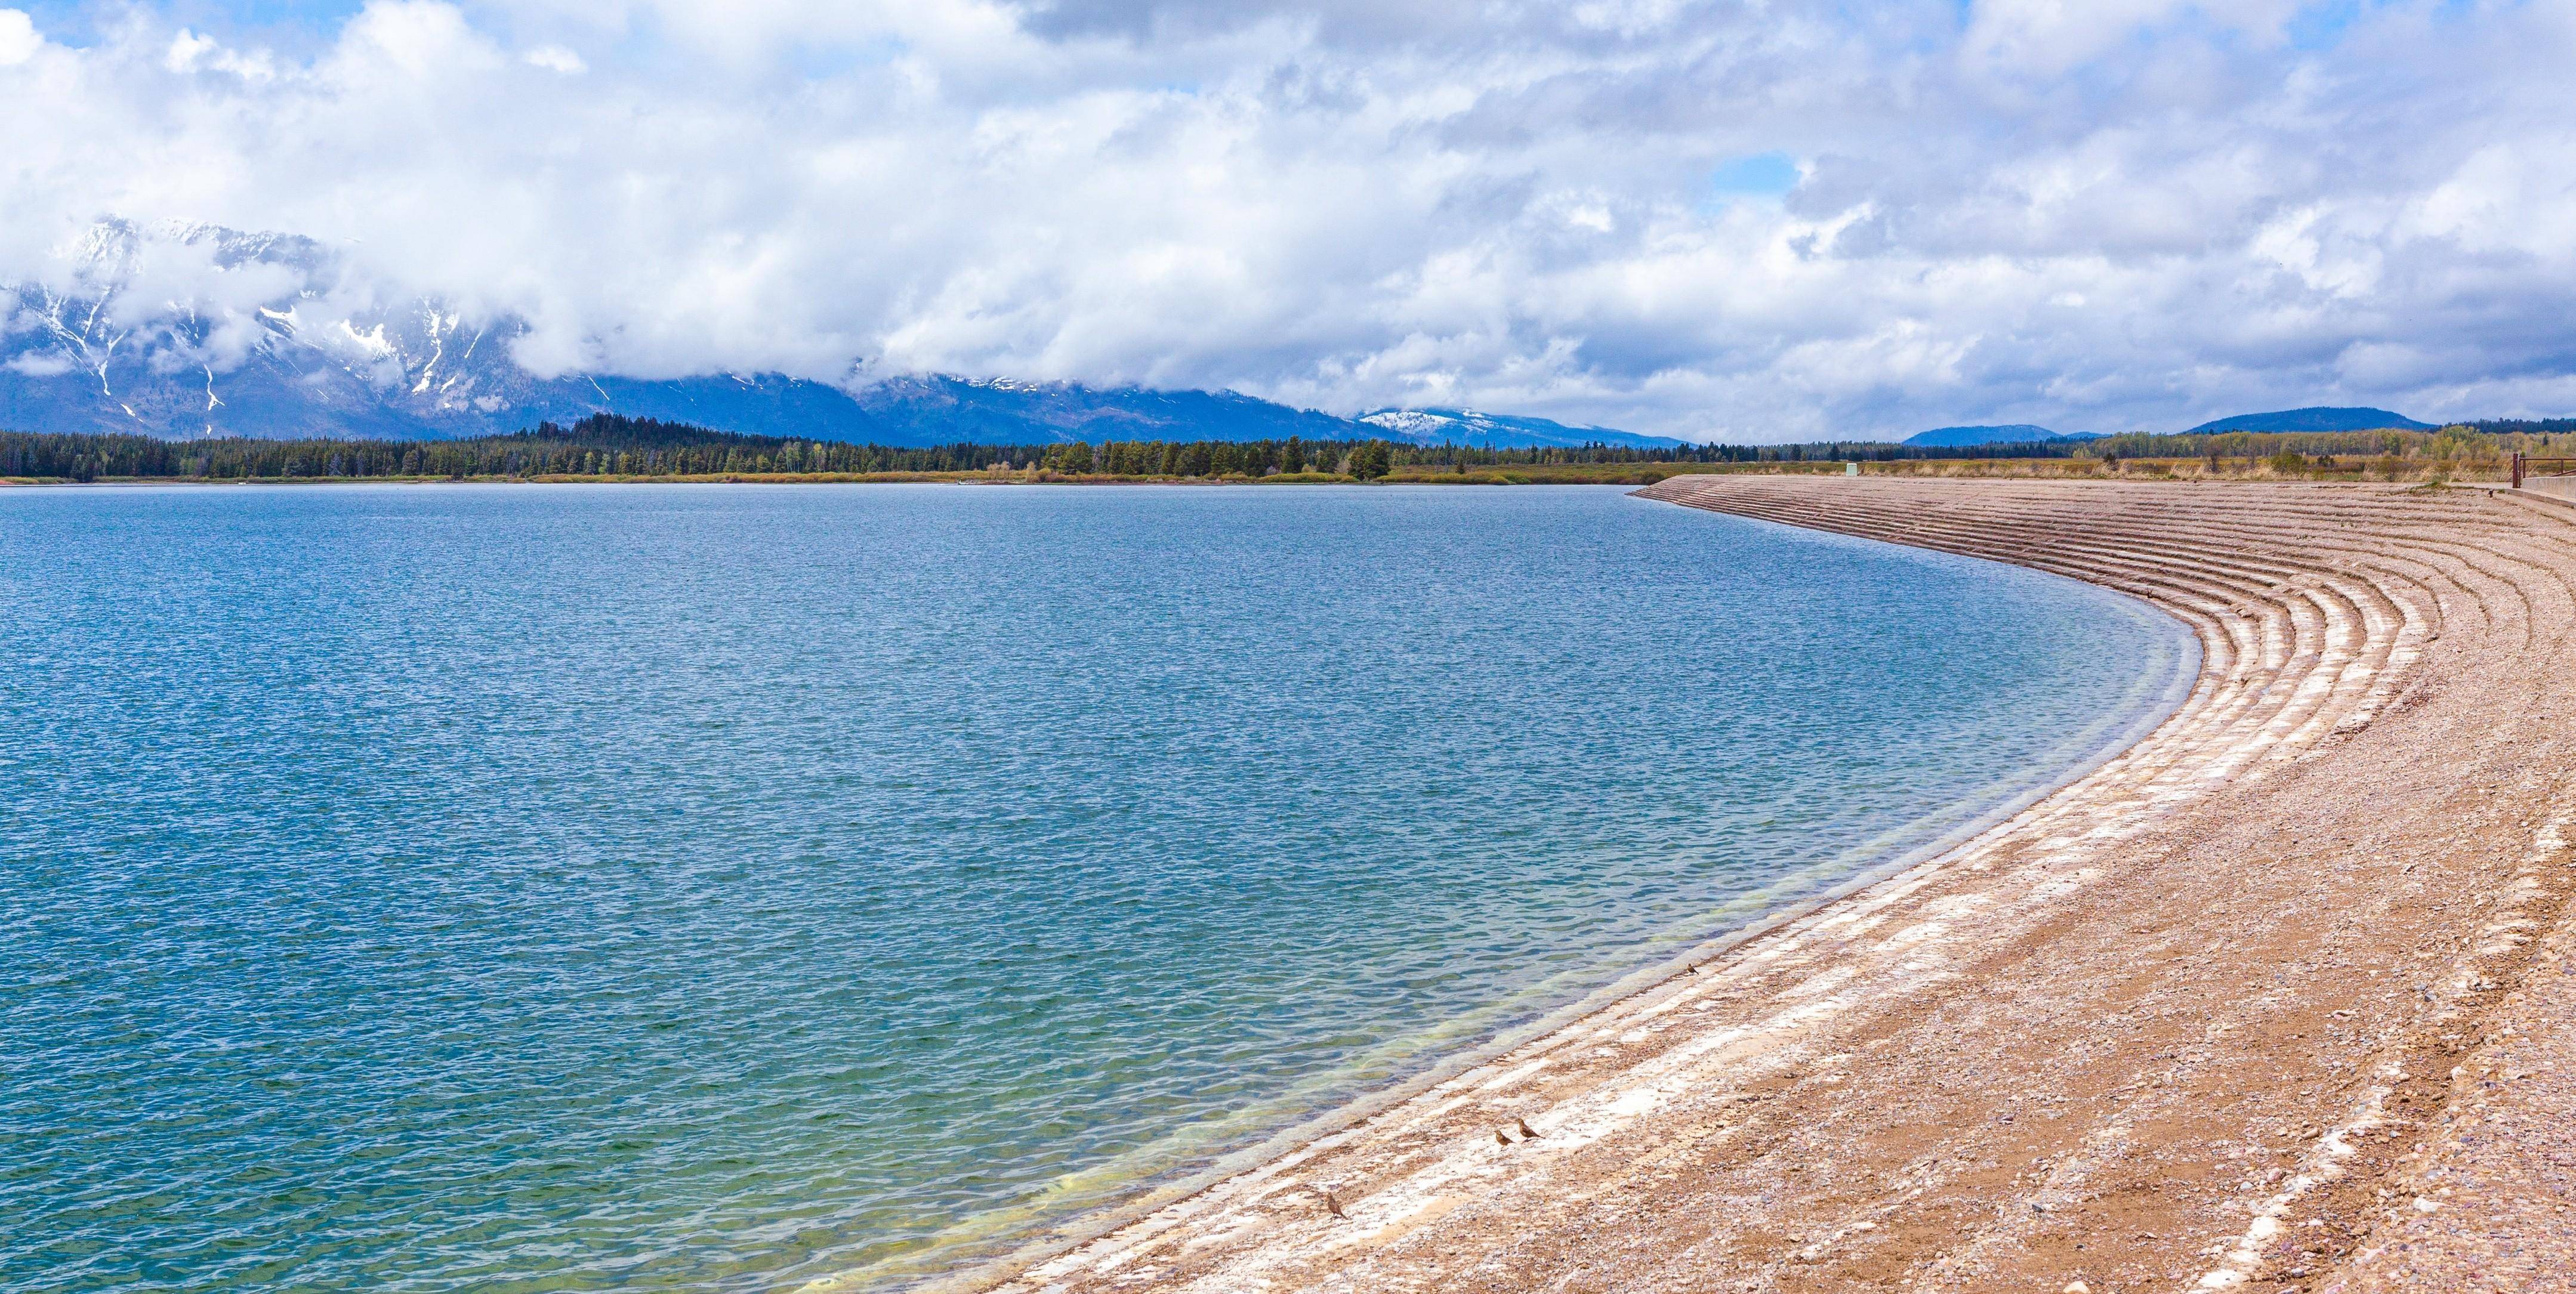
<box><xmin>4</xmin><ymin>221</ymin><xmax>1674</xmax><ymax>449</ymax></box>
<box><xmin>1357</xmin><ymin>406</ymin><xmax>1680</xmax><ymax>449</ymax></box>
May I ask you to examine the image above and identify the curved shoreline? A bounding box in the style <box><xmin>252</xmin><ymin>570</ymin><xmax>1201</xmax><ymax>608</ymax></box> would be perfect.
<box><xmin>806</xmin><ymin>494</ymin><xmax>2201</xmax><ymax>1294</ymax></box>
<box><xmin>972</xmin><ymin>478</ymin><xmax>2576</xmax><ymax>1294</ymax></box>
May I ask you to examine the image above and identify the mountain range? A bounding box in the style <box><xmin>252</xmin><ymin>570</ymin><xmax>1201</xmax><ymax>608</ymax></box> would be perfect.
<box><xmin>2182</xmin><ymin>407</ymin><xmax>2433</xmax><ymax>434</ymax></box>
<box><xmin>1355</xmin><ymin>407</ymin><xmax>1680</xmax><ymax>449</ymax></box>
<box><xmin>0</xmin><ymin>221</ymin><xmax>1671</xmax><ymax>450</ymax></box>
<box><xmin>4</xmin><ymin>225</ymin><xmax>2464</xmax><ymax>451</ymax></box>
<box><xmin>1906</xmin><ymin>407</ymin><xmax>2438</xmax><ymax>445</ymax></box>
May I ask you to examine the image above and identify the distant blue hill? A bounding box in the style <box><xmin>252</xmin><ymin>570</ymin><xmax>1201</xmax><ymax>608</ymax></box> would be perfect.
<box><xmin>845</xmin><ymin>376</ymin><xmax>1360</xmax><ymax>446</ymax></box>
<box><xmin>587</xmin><ymin>384</ymin><xmax>1658</xmax><ymax>449</ymax></box>
<box><xmin>1356</xmin><ymin>407</ymin><xmax>1684</xmax><ymax>450</ymax></box>
<box><xmin>1902</xmin><ymin>424</ymin><xmax>2097</xmax><ymax>447</ymax></box>
<box><xmin>2184</xmin><ymin>407</ymin><xmax>2433</xmax><ymax>434</ymax></box>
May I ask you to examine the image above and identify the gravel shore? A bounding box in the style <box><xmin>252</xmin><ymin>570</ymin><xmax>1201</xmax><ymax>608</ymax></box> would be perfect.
<box><xmin>984</xmin><ymin>478</ymin><xmax>2576</xmax><ymax>1294</ymax></box>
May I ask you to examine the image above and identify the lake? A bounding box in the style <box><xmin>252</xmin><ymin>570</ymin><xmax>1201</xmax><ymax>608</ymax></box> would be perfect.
<box><xmin>0</xmin><ymin>483</ymin><xmax>2195</xmax><ymax>1292</ymax></box>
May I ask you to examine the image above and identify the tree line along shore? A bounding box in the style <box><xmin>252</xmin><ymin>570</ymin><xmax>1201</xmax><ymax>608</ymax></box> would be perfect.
<box><xmin>3</xmin><ymin>412</ymin><xmax>2572</xmax><ymax>486</ymax></box>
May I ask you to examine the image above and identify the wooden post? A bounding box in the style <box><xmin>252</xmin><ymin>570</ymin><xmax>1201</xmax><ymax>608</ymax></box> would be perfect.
<box><xmin>2513</xmin><ymin>452</ymin><xmax>2525</xmax><ymax>490</ymax></box>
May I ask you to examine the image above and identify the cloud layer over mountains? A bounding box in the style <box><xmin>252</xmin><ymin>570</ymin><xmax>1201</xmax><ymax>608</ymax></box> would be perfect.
<box><xmin>3</xmin><ymin>0</ymin><xmax>2573</xmax><ymax>440</ymax></box>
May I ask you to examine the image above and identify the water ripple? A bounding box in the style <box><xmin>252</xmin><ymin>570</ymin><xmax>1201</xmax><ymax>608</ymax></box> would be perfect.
<box><xmin>0</xmin><ymin>484</ymin><xmax>2192</xmax><ymax>1292</ymax></box>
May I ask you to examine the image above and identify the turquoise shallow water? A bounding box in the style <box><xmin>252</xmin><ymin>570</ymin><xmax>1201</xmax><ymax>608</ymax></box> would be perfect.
<box><xmin>1</xmin><ymin>484</ymin><xmax>2195</xmax><ymax>1292</ymax></box>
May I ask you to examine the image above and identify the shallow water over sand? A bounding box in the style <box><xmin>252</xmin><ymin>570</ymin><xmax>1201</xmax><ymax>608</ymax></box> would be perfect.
<box><xmin>1</xmin><ymin>483</ymin><xmax>2193</xmax><ymax>1292</ymax></box>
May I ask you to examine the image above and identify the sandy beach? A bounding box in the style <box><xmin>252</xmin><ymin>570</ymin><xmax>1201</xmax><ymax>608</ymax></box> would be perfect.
<box><xmin>989</xmin><ymin>477</ymin><xmax>2576</xmax><ymax>1294</ymax></box>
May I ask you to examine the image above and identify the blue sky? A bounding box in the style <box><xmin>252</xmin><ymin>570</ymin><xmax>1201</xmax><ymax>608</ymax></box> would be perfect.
<box><xmin>1708</xmin><ymin>153</ymin><xmax>1802</xmax><ymax>200</ymax></box>
<box><xmin>2</xmin><ymin>0</ymin><xmax>2570</xmax><ymax>440</ymax></box>
<box><xmin>23</xmin><ymin>0</ymin><xmax>362</xmax><ymax>39</ymax></box>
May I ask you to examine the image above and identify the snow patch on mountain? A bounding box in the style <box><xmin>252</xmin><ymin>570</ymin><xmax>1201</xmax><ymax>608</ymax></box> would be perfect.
<box><xmin>1358</xmin><ymin>406</ymin><xmax>1683</xmax><ymax>449</ymax></box>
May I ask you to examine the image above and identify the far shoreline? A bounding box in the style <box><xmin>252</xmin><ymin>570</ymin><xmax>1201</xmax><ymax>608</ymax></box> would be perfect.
<box><xmin>2</xmin><ymin>469</ymin><xmax>1670</xmax><ymax>488</ymax></box>
<box><xmin>2</xmin><ymin>462</ymin><xmax>2546</xmax><ymax>491</ymax></box>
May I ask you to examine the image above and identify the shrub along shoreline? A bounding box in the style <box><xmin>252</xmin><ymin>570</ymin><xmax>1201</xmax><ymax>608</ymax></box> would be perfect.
<box><xmin>4</xmin><ymin>412</ymin><xmax>2568</xmax><ymax>486</ymax></box>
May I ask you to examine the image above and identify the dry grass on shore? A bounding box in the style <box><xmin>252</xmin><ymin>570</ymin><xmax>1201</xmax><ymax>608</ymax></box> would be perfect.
<box><xmin>7</xmin><ymin>455</ymin><xmax>2537</xmax><ymax>489</ymax></box>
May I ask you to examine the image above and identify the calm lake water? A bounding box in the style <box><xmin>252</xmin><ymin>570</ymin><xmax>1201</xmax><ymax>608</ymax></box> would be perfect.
<box><xmin>1</xmin><ymin>484</ymin><xmax>2195</xmax><ymax>1292</ymax></box>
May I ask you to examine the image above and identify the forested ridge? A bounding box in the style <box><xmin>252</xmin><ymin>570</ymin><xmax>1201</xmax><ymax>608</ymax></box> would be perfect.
<box><xmin>1</xmin><ymin>413</ymin><xmax>2570</xmax><ymax>483</ymax></box>
<box><xmin>0</xmin><ymin>413</ymin><xmax>2060</xmax><ymax>482</ymax></box>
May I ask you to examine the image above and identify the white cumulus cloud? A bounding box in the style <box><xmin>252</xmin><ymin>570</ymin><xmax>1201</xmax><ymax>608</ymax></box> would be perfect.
<box><xmin>0</xmin><ymin>8</ymin><xmax>40</xmax><ymax>65</ymax></box>
<box><xmin>1</xmin><ymin>0</ymin><xmax>2572</xmax><ymax>439</ymax></box>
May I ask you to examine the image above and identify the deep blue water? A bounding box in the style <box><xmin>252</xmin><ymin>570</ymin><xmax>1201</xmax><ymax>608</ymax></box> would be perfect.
<box><xmin>0</xmin><ymin>484</ymin><xmax>2195</xmax><ymax>1292</ymax></box>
